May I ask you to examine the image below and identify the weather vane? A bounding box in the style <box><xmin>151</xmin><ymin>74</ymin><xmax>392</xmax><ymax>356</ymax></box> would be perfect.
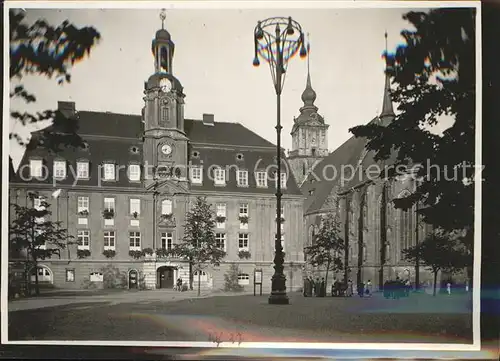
<box><xmin>160</xmin><ymin>9</ymin><xmax>166</xmax><ymax>29</ymax></box>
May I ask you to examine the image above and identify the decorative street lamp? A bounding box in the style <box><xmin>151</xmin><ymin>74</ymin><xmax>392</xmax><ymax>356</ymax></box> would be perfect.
<box><xmin>253</xmin><ymin>17</ymin><xmax>307</xmax><ymax>305</ymax></box>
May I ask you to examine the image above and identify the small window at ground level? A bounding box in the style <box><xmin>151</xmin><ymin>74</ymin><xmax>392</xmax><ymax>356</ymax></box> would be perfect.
<box><xmin>238</xmin><ymin>273</ymin><xmax>250</xmax><ymax>285</ymax></box>
<box><xmin>90</xmin><ymin>272</ymin><xmax>103</xmax><ymax>282</ymax></box>
<box><xmin>66</xmin><ymin>269</ymin><xmax>75</xmax><ymax>282</ymax></box>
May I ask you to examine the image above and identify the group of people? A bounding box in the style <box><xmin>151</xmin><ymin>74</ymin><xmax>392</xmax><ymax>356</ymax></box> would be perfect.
<box><xmin>175</xmin><ymin>277</ymin><xmax>183</xmax><ymax>291</ymax></box>
<box><xmin>356</xmin><ymin>280</ymin><xmax>374</xmax><ymax>297</ymax></box>
<box><xmin>383</xmin><ymin>277</ymin><xmax>411</xmax><ymax>299</ymax></box>
<box><xmin>303</xmin><ymin>276</ymin><xmax>327</xmax><ymax>297</ymax></box>
<box><xmin>331</xmin><ymin>279</ymin><xmax>353</xmax><ymax>297</ymax></box>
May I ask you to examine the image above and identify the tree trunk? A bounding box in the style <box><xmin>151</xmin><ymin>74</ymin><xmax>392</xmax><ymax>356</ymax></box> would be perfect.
<box><xmin>189</xmin><ymin>260</ymin><xmax>193</xmax><ymax>290</ymax></box>
<box><xmin>325</xmin><ymin>260</ymin><xmax>330</xmax><ymax>296</ymax></box>
<box><xmin>433</xmin><ymin>269</ymin><xmax>438</xmax><ymax>296</ymax></box>
<box><xmin>34</xmin><ymin>262</ymin><xmax>40</xmax><ymax>296</ymax></box>
<box><xmin>197</xmin><ymin>271</ymin><xmax>201</xmax><ymax>297</ymax></box>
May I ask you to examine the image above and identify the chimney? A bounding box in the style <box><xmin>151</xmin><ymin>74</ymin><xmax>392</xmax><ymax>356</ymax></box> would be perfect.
<box><xmin>202</xmin><ymin>113</ymin><xmax>214</xmax><ymax>126</ymax></box>
<box><xmin>58</xmin><ymin>101</ymin><xmax>76</xmax><ymax>118</ymax></box>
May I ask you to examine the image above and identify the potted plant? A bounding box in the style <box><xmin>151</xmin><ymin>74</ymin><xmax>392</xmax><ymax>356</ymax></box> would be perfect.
<box><xmin>102</xmin><ymin>249</ymin><xmax>116</xmax><ymax>258</ymax></box>
<box><xmin>132</xmin><ymin>211</ymin><xmax>139</xmax><ymax>219</ymax></box>
<box><xmin>238</xmin><ymin>215</ymin><xmax>249</xmax><ymax>224</ymax></box>
<box><xmin>215</xmin><ymin>215</ymin><xmax>226</xmax><ymax>223</ymax></box>
<box><xmin>77</xmin><ymin>249</ymin><xmax>91</xmax><ymax>259</ymax></box>
<box><xmin>142</xmin><ymin>247</ymin><xmax>154</xmax><ymax>256</ymax></box>
<box><xmin>78</xmin><ymin>210</ymin><xmax>89</xmax><ymax>217</ymax></box>
<box><xmin>238</xmin><ymin>250</ymin><xmax>251</xmax><ymax>260</ymax></box>
<box><xmin>102</xmin><ymin>209</ymin><xmax>115</xmax><ymax>219</ymax></box>
<box><xmin>129</xmin><ymin>250</ymin><xmax>144</xmax><ymax>259</ymax></box>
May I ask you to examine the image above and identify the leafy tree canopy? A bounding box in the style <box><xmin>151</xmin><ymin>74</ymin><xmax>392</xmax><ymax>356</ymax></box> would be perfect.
<box><xmin>350</xmin><ymin>8</ymin><xmax>476</xmax><ymax>236</ymax></box>
<box><xmin>10</xmin><ymin>9</ymin><xmax>101</xmax><ymax>165</ymax></box>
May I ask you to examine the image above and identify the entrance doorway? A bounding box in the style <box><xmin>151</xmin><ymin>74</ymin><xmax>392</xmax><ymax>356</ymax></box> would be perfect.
<box><xmin>129</xmin><ymin>269</ymin><xmax>138</xmax><ymax>289</ymax></box>
<box><xmin>157</xmin><ymin>266</ymin><xmax>175</xmax><ymax>289</ymax></box>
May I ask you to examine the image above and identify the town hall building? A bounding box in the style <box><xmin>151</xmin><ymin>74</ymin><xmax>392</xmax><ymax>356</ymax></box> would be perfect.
<box><xmin>9</xmin><ymin>20</ymin><xmax>306</xmax><ymax>292</ymax></box>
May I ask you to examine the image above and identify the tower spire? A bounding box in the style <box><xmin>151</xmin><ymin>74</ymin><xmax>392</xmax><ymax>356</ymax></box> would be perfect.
<box><xmin>306</xmin><ymin>32</ymin><xmax>311</xmax><ymax>88</ymax></box>
<box><xmin>301</xmin><ymin>33</ymin><xmax>316</xmax><ymax>107</ymax></box>
<box><xmin>380</xmin><ymin>31</ymin><xmax>395</xmax><ymax>120</ymax></box>
<box><xmin>160</xmin><ymin>8</ymin><xmax>166</xmax><ymax>29</ymax></box>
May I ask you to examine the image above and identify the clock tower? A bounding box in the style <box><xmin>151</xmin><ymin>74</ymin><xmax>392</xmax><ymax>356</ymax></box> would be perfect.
<box><xmin>287</xmin><ymin>60</ymin><xmax>329</xmax><ymax>187</ymax></box>
<box><xmin>142</xmin><ymin>11</ymin><xmax>188</xmax><ymax>187</ymax></box>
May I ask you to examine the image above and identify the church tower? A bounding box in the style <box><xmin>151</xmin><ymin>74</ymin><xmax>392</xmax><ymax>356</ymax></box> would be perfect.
<box><xmin>379</xmin><ymin>32</ymin><xmax>396</xmax><ymax>126</ymax></box>
<box><xmin>288</xmin><ymin>40</ymin><xmax>329</xmax><ymax>187</ymax></box>
<box><xmin>142</xmin><ymin>10</ymin><xmax>189</xmax><ymax>187</ymax></box>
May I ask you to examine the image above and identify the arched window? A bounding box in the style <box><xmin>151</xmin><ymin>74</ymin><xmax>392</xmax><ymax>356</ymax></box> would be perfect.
<box><xmin>362</xmin><ymin>195</ymin><xmax>368</xmax><ymax>226</ymax></box>
<box><xmin>385</xmin><ymin>243</ymin><xmax>391</xmax><ymax>261</ymax></box>
<box><xmin>308</xmin><ymin>225</ymin><xmax>315</xmax><ymax>246</ymax></box>
<box><xmin>193</xmin><ymin>270</ymin><xmax>209</xmax><ymax>282</ymax></box>
<box><xmin>398</xmin><ymin>190</ymin><xmax>413</xmax><ymax>258</ymax></box>
<box><xmin>161</xmin><ymin>199</ymin><xmax>172</xmax><ymax>215</ymax></box>
<box><xmin>237</xmin><ymin>274</ymin><xmax>250</xmax><ymax>285</ymax></box>
<box><xmin>30</xmin><ymin>265</ymin><xmax>53</xmax><ymax>284</ymax></box>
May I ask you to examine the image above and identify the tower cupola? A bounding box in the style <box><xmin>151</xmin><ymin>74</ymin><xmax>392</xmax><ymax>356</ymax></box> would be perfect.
<box><xmin>151</xmin><ymin>10</ymin><xmax>175</xmax><ymax>74</ymax></box>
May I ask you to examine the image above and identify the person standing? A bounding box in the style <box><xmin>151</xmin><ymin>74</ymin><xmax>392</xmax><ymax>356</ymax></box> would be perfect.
<box><xmin>315</xmin><ymin>277</ymin><xmax>320</xmax><ymax>297</ymax></box>
<box><xmin>365</xmin><ymin>280</ymin><xmax>372</xmax><ymax>297</ymax></box>
<box><xmin>358</xmin><ymin>282</ymin><xmax>365</xmax><ymax>297</ymax></box>
<box><xmin>447</xmin><ymin>281</ymin><xmax>451</xmax><ymax>295</ymax></box>
<box><xmin>347</xmin><ymin>280</ymin><xmax>353</xmax><ymax>297</ymax></box>
<box><xmin>303</xmin><ymin>277</ymin><xmax>309</xmax><ymax>297</ymax></box>
<box><xmin>320</xmin><ymin>278</ymin><xmax>326</xmax><ymax>297</ymax></box>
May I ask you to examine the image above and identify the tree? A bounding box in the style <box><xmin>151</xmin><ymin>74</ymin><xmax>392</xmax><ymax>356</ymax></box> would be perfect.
<box><xmin>403</xmin><ymin>231</ymin><xmax>469</xmax><ymax>296</ymax></box>
<box><xmin>9</xmin><ymin>193</ymin><xmax>74</xmax><ymax>295</ymax></box>
<box><xmin>9</xmin><ymin>9</ymin><xmax>101</xmax><ymax>168</ymax></box>
<box><xmin>350</xmin><ymin>9</ymin><xmax>476</xmax><ymax>248</ymax></box>
<box><xmin>171</xmin><ymin>197</ymin><xmax>226</xmax><ymax>296</ymax></box>
<box><xmin>304</xmin><ymin>212</ymin><xmax>344</xmax><ymax>290</ymax></box>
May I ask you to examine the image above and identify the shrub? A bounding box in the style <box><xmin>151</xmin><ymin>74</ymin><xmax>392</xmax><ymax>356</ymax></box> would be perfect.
<box><xmin>223</xmin><ymin>263</ymin><xmax>244</xmax><ymax>292</ymax></box>
<box><xmin>100</xmin><ymin>264</ymin><xmax>127</xmax><ymax>289</ymax></box>
<box><xmin>81</xmin><ymin>277</ymin><xmax>97</xmax><ymax>290</ymax></box>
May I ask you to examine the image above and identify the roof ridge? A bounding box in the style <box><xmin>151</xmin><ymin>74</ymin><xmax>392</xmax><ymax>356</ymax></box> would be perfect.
<box><xmin>78</xmin><ymin>110</ymin><xmax>141</xmax><ymax>117</ymax></box>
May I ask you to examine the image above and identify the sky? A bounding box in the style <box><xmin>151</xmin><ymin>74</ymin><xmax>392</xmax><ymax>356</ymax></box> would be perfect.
<box><xmin>9</xmin><ymin>5</ymin><xmax>436</xmax><ymax>169</ymax></box>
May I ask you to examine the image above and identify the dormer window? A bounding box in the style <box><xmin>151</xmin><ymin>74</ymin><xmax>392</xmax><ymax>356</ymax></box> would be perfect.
<box><xmin>130</xmin><ymin>146</ymin><xmax>139</xmax><ymax>154</ymax></box>
<box><xmin>128</xmin><ymin>164</ymin><xmax>141</xmax><ymax>182</ymax></box>
<box><xmin>214</xmin><ymin>168</ymin><xmax>226</xmax><ymax>186</ymax></box>
<box><xmin>237</xmin><ymin>170</ymin><xmax>248</xmax><ymax>187</ymax></box>
<box><xmin>77</xmin><ymin>161</ymin><xmax>89</xmax><ymax>179</ymax></box>
<box><xmin>236</xmin><ymin>153</ymin><xmax>244</xmax><ymax>161</ymax></box>
<box><xmin>103</xmin><ymin>163</ymin><xmax>115</xmax><ymax>181</ymax></box>
<box><xmin>190</xmin><ymin>166</ymin><xmax>202</xmax><ymax>185</ymax></box>
<box><xmin>53</xmin><ymin>160</ymin><xmax>66</xmax><ymax>179</ymax></box>
<box><xmin>274</xmin><ymin>172</ymin><xmax>287</xmax><ymax>189</ymax></box>
<box><xmin>29</xmin><ymin>159</ymin><xmax>43</xmax><ymax>178</ymax></box>
<box><xmin>255</xmin><ymin>171</ymin><xmax>267</xmax><ymax>188</ymax></box>
<box><xmin>192</xmin><ymin>150</ymin><xmax>200</xmax><ymax>158</ymax></box>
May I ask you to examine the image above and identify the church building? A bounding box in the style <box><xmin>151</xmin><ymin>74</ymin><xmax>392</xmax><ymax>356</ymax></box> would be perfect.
<box><xmin>9</xmin><ymin>18</ymin><xmax>306</xmax><ymax>292</ymax></box>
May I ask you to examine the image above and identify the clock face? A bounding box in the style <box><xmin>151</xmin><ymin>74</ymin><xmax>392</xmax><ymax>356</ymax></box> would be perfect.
<box><xmin>160</xmin><ymin>78</ymin><xmax>172</xmax><ymax>92</ymax></box>
<box><xmin>161</xmin><ymin>144</ymin><xmax>172</xmax><ymax>155</ymax></box>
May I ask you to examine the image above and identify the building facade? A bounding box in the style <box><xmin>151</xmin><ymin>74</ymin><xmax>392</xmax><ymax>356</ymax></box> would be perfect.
<box><xmin>9</xmin><ymin>22</ymin><xmax>305</xmax><ymax>293</ymax></box>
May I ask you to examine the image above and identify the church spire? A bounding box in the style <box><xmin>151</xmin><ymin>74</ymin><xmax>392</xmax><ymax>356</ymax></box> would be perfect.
<box><xmin>301</xmin><ymin>33</ymin><xmax>316</xmax><ymax>107</ymax></box>
<box><xmin>380</xmin><ymin>31</ymin><xmax>395</xmax><ymax>120</ymax></box>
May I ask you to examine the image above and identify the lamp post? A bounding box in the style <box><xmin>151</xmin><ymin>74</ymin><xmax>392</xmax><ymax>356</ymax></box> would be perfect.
<box><xmin>253</xmin><ymin>17</ymin><xmax>307</xmax><ymax>305</ymax></box>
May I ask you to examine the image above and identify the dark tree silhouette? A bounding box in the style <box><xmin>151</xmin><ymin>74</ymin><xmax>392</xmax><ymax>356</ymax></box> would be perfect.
<box><xmin>350</xmin><ymin>9</ymin><xmax>476</xmax><ymax>249</ymax></box>
<box><xmin>403</xmin><ymin>231</ymin><xmax>469</xmax><ymax>296</ymax></box>
<box><xmin>9</xmin><ymin>9</ymin><xmax>101</xmax><ymax>166</ymax></box>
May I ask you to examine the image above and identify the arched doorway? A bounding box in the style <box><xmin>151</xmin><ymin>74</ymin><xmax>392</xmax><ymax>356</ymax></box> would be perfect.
<box><xmin>157</xmin><ymin>266</ymin><xmax>175</xmax><ymax>289</ymax></box>
<box><xmin>30</xmin><ymin>265</ymin><xmax>53</xmax><ymax>284</ymax></box>
<box><xmin>128</xmin><ymin>269</ymin><xmax>139</xmax><ymax>289</ymax></box>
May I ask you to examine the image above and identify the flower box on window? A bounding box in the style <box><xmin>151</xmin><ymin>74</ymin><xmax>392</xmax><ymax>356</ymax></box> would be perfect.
<box><xmin>215</xmin><ymin>215</ymin><xmax>226</xmax><ymax>223</ymax></box>
<box><xmin>129</xmin><ymin>250</ymin><xmax>144</xmax><ymax>259</ymax></box>
<box><xmin>238</xmin><ymin>215</ymin><xmax>249</xmax><ymax>224</ymax></box>
<box><xmin>132</xmin><ymin>211</ymin><xmax>139</xmax><ymax>219</ymax></box>
<box><xmin>78</xmin><ymin>210</ymin><xmax>89</xmax><ymax>217</ymax></box>
<box><xmin>102</xmin><ymin>209</ymin><xmax>115</xmax><ymax>219</ymax></box>
<box><xmin>77</xmin><ymin>249</ymin><xmax>91</xmax><ymax>259</ymax></box>
<box><xmin>155</xmin><ymin>247</ymin><xmax>172</xmax><ymax>258</ymax></box>
<box><xmin>160</xmin><ymin>213</ymin><xmax>173</xmax><ymax>221</ymax></box>
<box><xmin>238</xmin><ymin>250</ymin><xmax>251</xmax><ymax>260</ymax></box>
<box><xmin>143</xmin><ymin>247</ymin><xmax>154</xmax><ymax>256</ymax></box>
<box><xmin>102</xmin><ymin>249</ymin><xmax>116</xmax><ymax>258</ymax></box>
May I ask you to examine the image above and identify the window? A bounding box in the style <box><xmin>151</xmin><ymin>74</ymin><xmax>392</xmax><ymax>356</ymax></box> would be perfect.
<box><xmin>33</xmin><ymin>196</ymin><xmax>44</xmax><ymax>210</ymax></box>
<box><xmin>161</xmin><ymin>199</ymin><xmax>172</xmax><ymax>215</ymax></box>
<box><xmin>237</xmin><ymin>170</ymin><xmax>248</xmax><ymax>187</ymax></box>
<box><xmin>66</xmin><ymin>269</ymin><xmax>75</xmax><ymax>282</ymax></box>
<box><xmin>161</xmin><ymin>232</ymin><xmax>173</xmax><ymax>250</ymax></box>
<box><xmin>214</xmin><ymin>168</ymin><xmax>226</xmax><ymax>186</ymax></box>
<box><xmin>238</xmin><ymin>233</ymin><xmax>249</xmax><ymax>251</ymax></box>
<box><xmin>215</xmin><ymin>233</ymin><xmax>226</xmax><ymax>251</ymax></box>
<box><xmin>29</xmin><ymin>159</ymin><xmax>43</xmax><ymax>178</ymax></box>
<box><xmin>239</xmin><ymin>203</ymin><xmax>249</xmax><ymax>216</ymax></box>
<box><xmin>77</xmin><ymin>196</ymin><xmax>89</xmax><ymax>213</ymax></box>
<box><xmin>238</xmin><ymin>274</ymin><xmax>250</xmax><ymax>285</ymax></box>
<box><xmin>90</xmin><ymin>272</ymin><xmax>103</xmax><ymax>282</ymax></box>
<box><xmin>128</xmin><ymin>164</ymin><xmax>141</xmax><ymax>181</ymax></box>
<box><xmin>193</xmin><ymin>270</ymin><xmax>209</xmax><ymax>282</ymax></box>
<box><xmin>104</xmin><ymin>197</ymin><xmax>115</xmax><ymax>212</ymax></box>
<box><xmin>129</xmin><ymin>231</ymin><xmax>141</xmax><ymax>250</ymax></box>
<box><xmin>77</xmin><ymin>161</ymin><xmax>89</xmax><ymax>179</ymax></box>
<box><xmin>161</xmin><ymin>106</ymin><xmax>169</xmax><ymax>122</ymax></box>
<box><xmin>130</xmin><ymin>199</ymin><xmax>140</xmax><ymax>215</ymax></box>
<box><xmin>104</xmin><ymin>231</ymin><xmax>115</xmax><ymax>250</ymax></box>
<box><xmin>103</xmin><ymin>163</ymin><xmax>115</xmax><ymax>180</ymax></box>
<box><xmin>53</xmin><ymin>160</ymin><xmax>66</xmax><ymax>179</ymax></box>
<box><xmin>77</xmin><ymin>230</ymin><xmax>90</xmax><ymax>250</ymax></box>
<box><xmin>216</xmin><ymin>203</ymin><xmax>226</xmax><ymax>228</ymax></box>
<box><xmin>255</xmin><ymin>171</ymin><xmax>267</xmax><ymax>187</ymax></box>
<box><xmin>274</xmin><ymin>172</ymin><xmax>287</xmax><ymax>189</ymax></box>
<box><xmin>191</xmin><ymin>166</ymin><xmax>202</xmax><ymax>184</ymax></box>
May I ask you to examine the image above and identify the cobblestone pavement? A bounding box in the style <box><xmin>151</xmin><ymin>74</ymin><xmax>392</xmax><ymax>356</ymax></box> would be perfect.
<box><xmin>8</xmin><ymin>291</ymin><xmax>473</xmax><ymax>344</ymax></box>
